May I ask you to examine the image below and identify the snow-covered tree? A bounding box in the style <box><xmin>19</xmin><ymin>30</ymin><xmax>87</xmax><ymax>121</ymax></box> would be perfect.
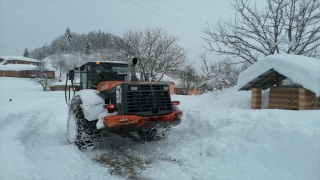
<box><xmin>123</xmin><ymin>27</ymin><xmax>188</xmax><ymax>82</ymax></box>
<box><xmin>64</xmin><ymin>27</ymin><xmax>73</xmax><ymax>52</ymax></box>
<box><xmin>64</xmin><ymin>27</ymin><xmax>73</xmax><ymax>43</ymax></box>
<box><xmin>97</xmin><ymin>30</ymin><xmax>102</xmax><ymax>49</ymax></box>
<box><xmin>48</xmin><ymin>54</ymin><xmax>70</xmax><ymax>81</ymax></box>
<box><xmin>31</xmin><ymin>60</ymin><xmax>56</xmax><ymax>91</ymax></box>
<box><xmin>29</xmin><ymin>30</ymin><xmax>130</xmax><ymax>61</ymax></box>
<box><xmin>175</xmin><ymin>63</ymin><xmax>201</xmax><ymax>94</ymax></box>
<box><xmin>84</xmin><ymin>36</ymin><xmax>91</xmax><ymax>55</ymax></box>
<box><xmin>200</xmin><ymin>53</ymin><xmax>243</xmax><ymax>91</ymax></box>
<box><xmin>202</xmin><ymin>0</ymin><xmax>320</xmax><ymax>65</ymax></box>
<box><xmin>23</xmin><ymin>48</ymin><xmax>29</xmax><ymax>58</ymax></box>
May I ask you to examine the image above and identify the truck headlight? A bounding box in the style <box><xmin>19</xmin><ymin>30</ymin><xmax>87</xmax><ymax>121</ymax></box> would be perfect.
<box><xmin>163</xmin><ymin>86</ymin><xmax>169</xmax><ymax>90</ymax></box>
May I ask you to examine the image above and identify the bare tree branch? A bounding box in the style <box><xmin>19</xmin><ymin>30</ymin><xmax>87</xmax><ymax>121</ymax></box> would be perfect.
<box><xmin>123</xmin><ymin>27</ymin><xmax>188</xmax><ymax>82</ymax></box>
<box><xmin>202</xmin><ymin>0</ymin><xmax>320</xmax><ymax>64</ymax></box>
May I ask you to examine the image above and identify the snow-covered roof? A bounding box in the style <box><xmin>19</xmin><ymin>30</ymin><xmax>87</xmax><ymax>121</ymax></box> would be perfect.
<box><xmin>237</xmin><ymin>54</ymin><xmax>320</xmax><ymax>96</ymax></box>
<box><xmin>158</xmin><ymin>74</ymin><xmax>178</xmax><ymax>84</ymax></box>
<box><xmin>0</xmin><ymin>64</ymin><xmax>56</xmax><ymax>71</ymax></box>
<box><xmin>0</xmin><ymin>64</ymin><xmax>39</xmax><ymax>71</ymax></box>
<box><xmin>0</xmin><ymin>56</ymin><xmax>39</xmax><ymax>63</ymax></box>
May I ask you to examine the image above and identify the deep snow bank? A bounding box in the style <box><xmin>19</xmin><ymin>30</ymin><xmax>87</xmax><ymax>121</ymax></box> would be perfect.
<box><xmin>1</xmin><ymin>77</ymin><xmax>319</xmax><ymax>180</ymax></box>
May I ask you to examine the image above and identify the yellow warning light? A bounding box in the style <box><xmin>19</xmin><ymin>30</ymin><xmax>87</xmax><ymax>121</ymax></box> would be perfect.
<box><xmin>96</xmin><ymin>61</ymin><xmax>100</xmax><ymax>65</ymax></box>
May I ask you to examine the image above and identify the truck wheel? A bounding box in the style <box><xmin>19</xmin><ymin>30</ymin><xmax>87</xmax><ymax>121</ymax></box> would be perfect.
<box><xmin>67</xmin><ymin>106</ymin><xmax>102</xmax><ymax>150</ymax></box>
<box><xmin>137</xmin><ymin>126</ymin><xmax>171</xmax><ymax>141</ymax></box>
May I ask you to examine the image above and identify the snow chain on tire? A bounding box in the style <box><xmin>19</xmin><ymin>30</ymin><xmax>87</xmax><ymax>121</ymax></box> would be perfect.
<box><xmin>137</xmin><ymin>126</ymin><xmax>171</xmax><ymax>141</ymax></box>
<box><xmin>68</xmin><ymin>106</ymin><xmax>102</xmax><ymax>150</ymax></box>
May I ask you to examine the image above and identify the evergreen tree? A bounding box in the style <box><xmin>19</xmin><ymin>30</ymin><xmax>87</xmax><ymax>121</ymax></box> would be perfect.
<box><xmin>64</xmin><ymin>27</ymin><xmax>72</xmax><ymax>43</ymax></box>
<box><xmin>23</xmin><ymin>48</ymin><xmax>29</xmax><ymax>58</ymax></box>
<box><xmin>97</xmin><ymin>30</ymin><xmax>102</xmax><ymax>49</ymax></box>
<box><xmin>84</xmin><ymin>36</ymin><xmax>91</xmax><ymax>54</ymax></box>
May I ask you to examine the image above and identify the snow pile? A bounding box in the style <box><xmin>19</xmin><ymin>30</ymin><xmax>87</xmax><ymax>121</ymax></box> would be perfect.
<box><xmin>0</xmin><ymin>77</ymin><xmax>319</xmax><ymax>180</ymax></box>
<box><xmin>190</xmin><ymin>87</ymin><xmax>270</xmax><ymax>109</ymax></box>
<box><xmin>76</xmin><ymin>90</ymin><xmax>107</xmax><ymax>121</ymax></box>
<box><xmin>237</xmin><ymin>54</ymin><xmax>320</xmax><ymax>96</ymax></box>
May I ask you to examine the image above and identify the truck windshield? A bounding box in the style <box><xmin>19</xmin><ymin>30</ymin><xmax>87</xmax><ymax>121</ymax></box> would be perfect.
<box><xmin>88</xmin><ymin>63</ymin><xmax>128</xmax><ymax>88</ymax></box>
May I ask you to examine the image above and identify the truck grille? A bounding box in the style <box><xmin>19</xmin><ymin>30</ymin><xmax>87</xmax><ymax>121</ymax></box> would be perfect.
<box><xmin>125</xmin><ymin>85</ymin><xmax>172</xmax><ymax>114</ymax></box>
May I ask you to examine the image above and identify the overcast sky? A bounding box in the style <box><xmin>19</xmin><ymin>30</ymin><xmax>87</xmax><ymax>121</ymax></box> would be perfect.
<box><xmin>0</xmin><ymin>0</ymin><xmax>242</xmax><ymax>69</ymax></box>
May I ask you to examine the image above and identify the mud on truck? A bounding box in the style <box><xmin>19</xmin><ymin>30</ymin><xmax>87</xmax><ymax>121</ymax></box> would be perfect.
<box><xmin>65</xmin><ymin>58</ymin><xmax>183</xmax><ymax>150</ymax></box>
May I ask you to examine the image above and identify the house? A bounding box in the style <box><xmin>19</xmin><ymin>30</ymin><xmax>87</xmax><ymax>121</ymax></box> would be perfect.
<box><xmin>237</xmin><ymin>54</ymin><xmax>320</xmax><ymax>110</ymax></box>
<box><xmin>50</xmin><ymin>81</ymin><xmax>80</xmax><ymax>91</ymax></box>
<box><xmin>0</xmin><ymin>56</ymin><xmax>55</xmax><ymax>78</ymax></box>
<box><xmin>0</xmin><ymin>56</ymin><xmax>40</xmax><ymax>66</ymax></box>
<box><xmin>168</xmin><ymin>81</ymin><xmax>175</xmax><ymax>95</ymax></box>
<box><xmin>174</xmin><ymin>86</ymin><xmax>200</xmax><ymax>95</ymax></box>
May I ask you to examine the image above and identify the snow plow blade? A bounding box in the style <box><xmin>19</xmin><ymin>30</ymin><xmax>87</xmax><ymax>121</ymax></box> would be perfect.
<box><xmin>103</xmin><ymin>110</ymin><xmax>183</xmax><ymax>133</ymax></box>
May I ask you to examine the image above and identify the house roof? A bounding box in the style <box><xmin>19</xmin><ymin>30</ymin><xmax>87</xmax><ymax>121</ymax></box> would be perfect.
<box><xmin>238</xmin><ymin>68</ymin><xmax>287</xmax><ymax>91</ymax></box>
<box><xmin>0</xmin><ymin>56</ymin><xmax>39</xmax><ymax>63</ymax></box>
<box><xmin>237</xmin><ymin>54</ymin><xmax>320</xmax><ymax>96</ymax></box>
<box><xmin>0</xmin><ymin>64</ymin><xmax>40</xmax><ymax>71</ymax></box>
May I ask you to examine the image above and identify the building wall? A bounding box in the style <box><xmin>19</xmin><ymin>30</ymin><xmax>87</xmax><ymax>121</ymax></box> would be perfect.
<box><xmin>0</xmin><ymin>70</ymin><xmax>18</xmax><ymax>77</ymax></box>
<box><xmin>187</xmin><ymin>87</ymin><xmax>200</xmax><ymax>95</ymax></box>
<box><xmin>174</xmin><ymin>88</ymin><xmax>185</xmax><ymax>95</ymax></box>
<box><xmin>299</xmin><ymin>88</ymin><xmax>320</xmax><ymax>110</ymax></box>
<box><xmin>268</xmin><ymin>87</ymin><xmax>320</xmax><ymax>110</ymax></box>
<box><xmin>0</xmin><ymin>70</ymin><xmax>55</xmax><ymax>78</ymax></box>
<box><xmin>174</xmin><ymin>87</ymin><xmax>200</xmax><ymax>95</ymax></box>
<box><xmin>18</xmin><ymin>70</ymin><xmax>33</xmax><ymax>78</ymax></box>
<box><xmin>50</xmin><ymin>85</ymin><xmax>79</xmax><ymax>91</ymax></box>
<box><xmin>6</xmin><ymin>60</ymin><xmax>39</xmax><ymax>66</ymax></box>
<box><xmin>47</xmin><ymin>71</ymin><xmax>55</xmax><ymax>78</ymax></box>
<box><xmin>268</xmin><ymin>87</ymin><xmax>299</xmax><ymax>110</ymax></box>
<box><xmin>169</xmin><ymin>82</ymin><xmax>175</xmax><ymax>95</ymax></box>
<box><xmin>252</xmin><ymin>88</ymin><xmax>262</xmax><ymax>109</ymax></box>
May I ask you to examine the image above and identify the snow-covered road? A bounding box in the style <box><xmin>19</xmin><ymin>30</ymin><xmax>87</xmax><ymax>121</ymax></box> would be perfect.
<box><xmin>1</xmin><ymin>77</ymin><xmax>319</xmax><ymax>180</ymax></box>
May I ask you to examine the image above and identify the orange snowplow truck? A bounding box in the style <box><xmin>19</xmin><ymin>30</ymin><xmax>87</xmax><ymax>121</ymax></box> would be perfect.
<box><xmin>65</xmin><ymin>58</ymin><xmax>183</xmax><ymax>150</ymax></box>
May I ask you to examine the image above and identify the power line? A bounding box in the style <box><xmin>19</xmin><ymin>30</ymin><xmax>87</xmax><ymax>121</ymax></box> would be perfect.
<box><xmin>0</xmin><ymin>37</ymin><xmax>26</xmax><ymax>49</ymax></box>
<box><xmin>127</xmin><ymin>0</ymin><xmax>201</xmax><ymax>33</ymax></box>
<box><xmin>0</xmin><ymin>42</ymin><xmax>23</xmax><ymax>54</ymax></box>
<box><xmin>161</xmin><ymin>0</ymin><xmax>207</xmax><ymax>24</ymax></box>
<box><xmin>140</xmin><ymin>0</ymin><xmax>202</xmax><ymax>31</ymax></box>
<box><xmin>0</xmin><ymin>47</ymin><xmax>21</xmax><ymax>55</ymax></box>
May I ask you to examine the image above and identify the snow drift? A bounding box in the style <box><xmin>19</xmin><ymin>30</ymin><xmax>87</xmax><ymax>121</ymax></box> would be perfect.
<box><xmin>0</xmin><ymin>77</ymin><xmax>319</xmax><ymax>180</ymax></box>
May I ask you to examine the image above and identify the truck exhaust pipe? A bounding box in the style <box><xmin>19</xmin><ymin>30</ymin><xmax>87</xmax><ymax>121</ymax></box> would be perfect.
<box><xmin>130</xmin><ymin>58</ymin><xmax>139</xmax><ymax>81</ymax></box>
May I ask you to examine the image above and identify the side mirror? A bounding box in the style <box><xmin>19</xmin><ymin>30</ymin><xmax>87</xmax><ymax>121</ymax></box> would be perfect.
<box><xmin>69</xmin><ymin>70</ymin><xmax>74</xmax><ymax>81</ymax></box>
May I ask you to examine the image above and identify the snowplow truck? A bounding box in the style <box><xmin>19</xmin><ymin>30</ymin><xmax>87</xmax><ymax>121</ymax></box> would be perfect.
<box><xmin>65</xmin><ymin>58</ymin><xmax>183</xmax><ymax>150</ymax></box>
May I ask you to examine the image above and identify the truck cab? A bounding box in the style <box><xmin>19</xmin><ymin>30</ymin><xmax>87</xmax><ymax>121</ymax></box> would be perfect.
<box><xmin>78</xmin><ymin>61</ymin><xmax>129</xmax><ymax>90</ymax></box>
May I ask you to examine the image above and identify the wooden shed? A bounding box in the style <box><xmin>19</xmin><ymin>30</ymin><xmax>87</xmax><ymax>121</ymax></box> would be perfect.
<box><xmin>237</xmin><ymin>54</ymin><xmax>320</xmax><ymax>110</ymax></box>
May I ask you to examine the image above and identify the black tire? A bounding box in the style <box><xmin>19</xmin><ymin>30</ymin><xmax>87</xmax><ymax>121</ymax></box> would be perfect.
<box><xmin>67</xmin><ymin>106</ymin><xmax>102</xmax><ymax>150</ymax></box>
<box><xmin>137</xmin><ymin>126</ymin><xmax>171</xmax><ymax>141</ymax></box>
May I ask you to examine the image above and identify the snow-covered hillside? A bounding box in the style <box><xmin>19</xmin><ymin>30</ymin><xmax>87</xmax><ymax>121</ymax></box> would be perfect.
<box><xmin>0</xmin><ymin>77</ymin><xmax>319</xmax><ymax>180</ymax></box>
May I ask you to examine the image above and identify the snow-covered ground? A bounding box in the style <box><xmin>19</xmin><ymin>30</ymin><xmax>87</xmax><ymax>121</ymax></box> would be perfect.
<box><xmin>0</xmin><ymin>77</ymin><xmax>319</xmax><ymax>180</ymax></box>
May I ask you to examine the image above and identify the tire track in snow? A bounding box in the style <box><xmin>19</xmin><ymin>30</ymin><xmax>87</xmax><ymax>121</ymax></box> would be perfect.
<box><xmin>0</xmin><ymin>111</ymin><xmax>44</xmax><ymax>180</ymax></box>
<box><xmin>14</xmin><ymin>101</ymin><xmax>115</xmax><ymax>179</ymax></box>
<box><xmin>91</xmin><ymin>133</ymin><xmax>186</xmax><ymax>180</ymax></box>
